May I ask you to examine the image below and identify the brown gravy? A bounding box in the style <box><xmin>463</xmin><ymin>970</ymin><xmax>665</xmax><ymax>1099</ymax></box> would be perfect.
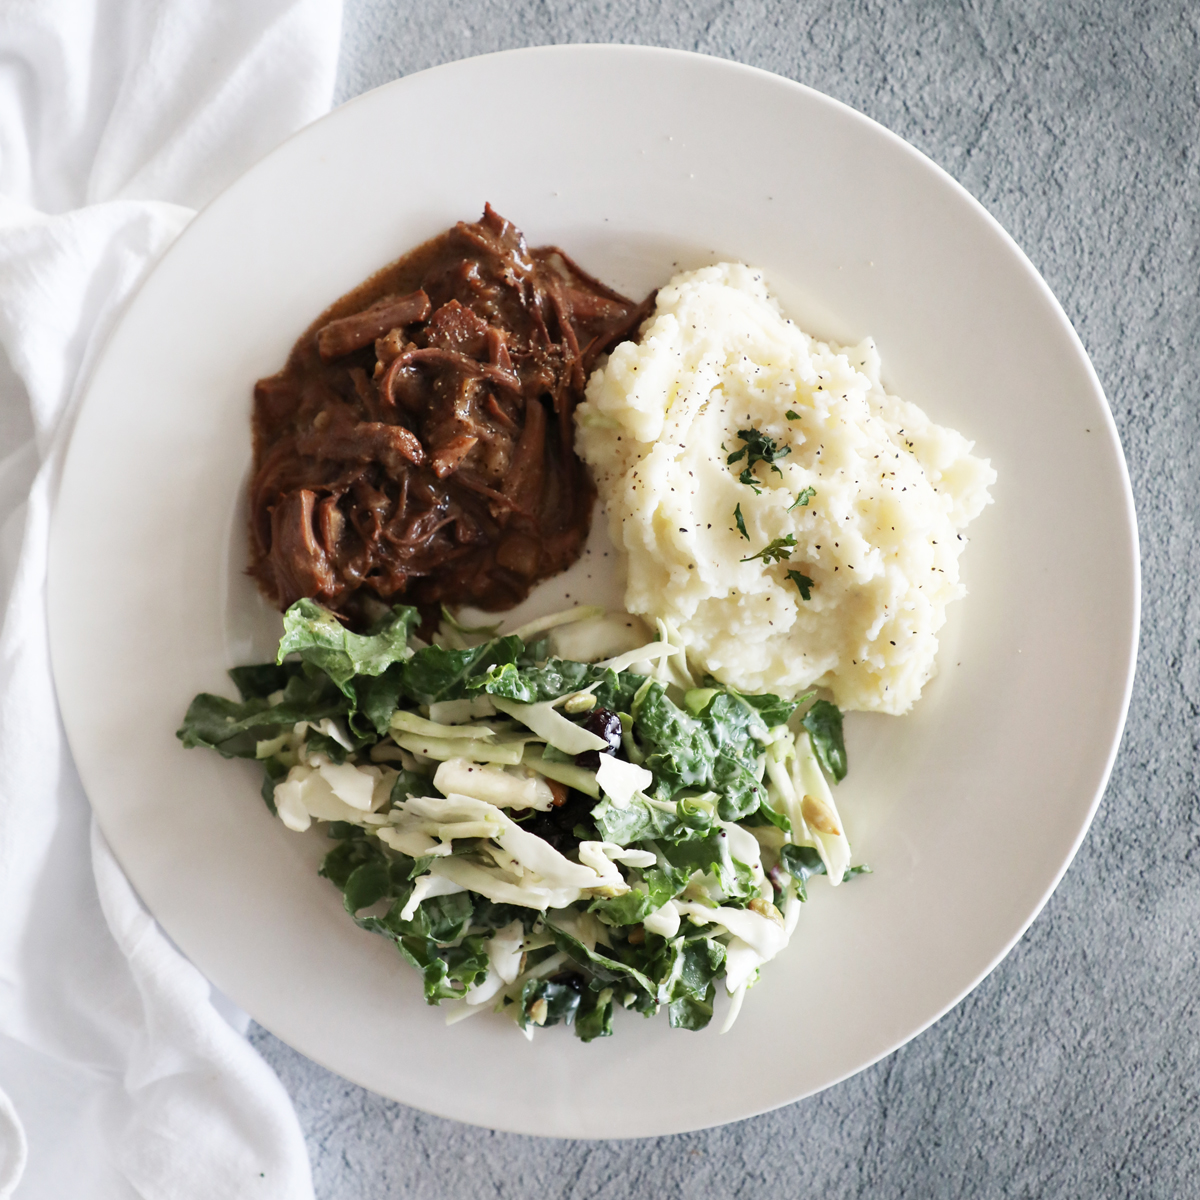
<box><xmin>248</xmin><ymin>206</ymin><xmax>652</xmax><ymax>628</ymax></box>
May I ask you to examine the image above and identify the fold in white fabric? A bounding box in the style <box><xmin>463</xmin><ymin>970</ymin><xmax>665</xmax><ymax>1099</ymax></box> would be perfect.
<box><xmin>0</xmin><ymin>2</ymin><xmax>342</xmax><ymax>1195</ymax></box>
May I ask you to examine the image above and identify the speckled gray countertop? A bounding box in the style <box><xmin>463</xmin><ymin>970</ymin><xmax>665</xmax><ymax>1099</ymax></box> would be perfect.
<box><xmin>247</xmin><ymin>2</ymin><xmax>1200</xmax><ymax>1194</ymax></box>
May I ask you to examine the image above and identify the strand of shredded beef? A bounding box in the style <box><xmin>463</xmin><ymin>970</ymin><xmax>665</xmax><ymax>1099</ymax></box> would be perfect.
<box><xmin>248</xmin><ymin>205</ymin><xmax>653</xmax><ymax>629</ymax></box>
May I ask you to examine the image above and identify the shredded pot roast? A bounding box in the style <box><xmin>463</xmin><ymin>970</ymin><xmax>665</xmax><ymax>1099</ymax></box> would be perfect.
<box><xmin>249</xmin><ymin>206</ymin><xmax>652</xmax><ymax>627</ymax></box>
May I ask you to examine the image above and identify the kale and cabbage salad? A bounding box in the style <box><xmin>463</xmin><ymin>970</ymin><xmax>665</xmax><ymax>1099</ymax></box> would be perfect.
<box><xmin>178</xmin><ymin>600</ymin><xmax>868</xmax><ymax>1041</ymax></box>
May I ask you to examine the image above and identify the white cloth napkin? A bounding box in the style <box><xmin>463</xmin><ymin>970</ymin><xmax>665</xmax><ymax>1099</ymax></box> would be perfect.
<box><xmin>0</xmin><ymin>2</ymin><xmax>343</xmax><ymax>1195</ymax></box>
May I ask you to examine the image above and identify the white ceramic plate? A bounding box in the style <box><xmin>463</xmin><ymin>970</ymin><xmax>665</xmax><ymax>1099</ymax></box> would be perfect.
<box><xmin>48</xmin><ymin>46</ymin><xmax>1138</xmax><ymax>1138</ymax></box>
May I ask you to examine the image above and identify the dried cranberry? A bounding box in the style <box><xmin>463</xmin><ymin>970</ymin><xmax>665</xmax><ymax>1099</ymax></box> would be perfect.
<box><xmin>548</xmin><ymin>971</ymin><xmax>586</xmax><ymax>992</ymax></box>
<box><xmin>574</xmin><ymin>708</ymin><xmax>622</xmax><ymax>769</ymax></box>
<box><xmin>585</xmin><ymin>707</ymin><xmax>623</xmax><ymax>747</ymax></box>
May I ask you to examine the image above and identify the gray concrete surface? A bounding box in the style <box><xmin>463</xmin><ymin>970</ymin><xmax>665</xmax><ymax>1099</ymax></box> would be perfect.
<box><xmin>247</xmin><ymin>1</ymin><xmax>1200</xmax><ymax>1194</ymax></box>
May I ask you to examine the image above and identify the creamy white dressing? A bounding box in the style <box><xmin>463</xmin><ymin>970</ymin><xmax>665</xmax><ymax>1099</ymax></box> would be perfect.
<box><xmin>718</xmin><ymin>820</ymin><xmax>767</xmax><ymax>889</ymax></box>
<box><xmin>594</xmin><ymin>640</ymin><xmax>680</xmax><ymax>674</ymax></box>
<box><xmin>675</xmin><ymin>901</ymin><xmax>789</xmax><ymax>960</ymax></box>
<box><xmin>391</xmin><ymin>732</ymin><xmax>528</xmax><ymax>765</ymax></box>
<box><xmin>273</xmin><ymin>762</ymin><xmax>390</xmax><ymax>832</ymax></box>
<box><xmin>509</xmin><ymin>604</ymin><xmax>605</xmax><ymax>642</ymax></box>
<box><xmin>391</xmin><ymin>710</ymin><xmax>498</xmax><ymax>740</ymax></box>
<box><xmin>643</xmin><ymin>899</ymin><xmax>681</xmax><ymax>938</ymax></box>
<box><xmin>310</xmin><ymin>717</ymin><xmax>355</xmax><ymax>750</ymax></box>
<box><xmin>428</xmin><ymin>695</ymin><xmax>496</xmax><ymax>724</ymax></box>
<box><xmin>399</xmin><ymin>874</ymin><xmax>466</xmax><ymax>921</ymax></box>
<box><xmin>722</xmin><ymin>938</ymin><xmax>763</xmax><ymax>994</ymax></box>
<box><xmin>313</xmin><ymin>756</ymin><xmax>378</xmax><ymax>811</ymax></box>
<box><xmin>487</xmin><ymin>920</ymin><xmax>526</xmax><ymax>983</ymax></box>
<box><xmin>429</xmin><ymin>857</ymin><xmax>583</xmax><ymax>911</ymax></box>
<box><xmin>384</xmin><ymin>792</ymin><xmax>631</xmax><ymax>911</ymax></box>
<box><xmin>549</xmin><ymin>612</ymin><xmax>652</xmax><ymax>664</ymax></box>
<box><xmin>595</xmin><ymin>754</ymin><xmax>653</xmax><ymax>809</ymax></box>
<box><xmin>489</xmin><ymin>696</ymin><xmax>608</xmax><ymax>756</ymax></box>
<box><xmin>496</xmin><ymin>820</ymin><xmax>621</xmax><ymax>892</ymax></box>
<box><xmin>792</xmin><ymin>732</ymin><xmax>851</xmax><ymax>884</ymax></box>
<box><xmin>434</xmin><ymin>758</ymin><xmax>555</xmax><ymax>811</ymax></box>
<box><xmin>719</xmin><ymin>981</ymin><xmax>749</xmax><ymax>1034</ymax></box>
<box><xmin>376</xmin><ymin>825</ymin><xmax>445</xmax><ymax>857</ymax></box>
<box><xmin>521</xmin><ymin>746</ymin><xmax>600</xmax><ymax>797</ymax></box>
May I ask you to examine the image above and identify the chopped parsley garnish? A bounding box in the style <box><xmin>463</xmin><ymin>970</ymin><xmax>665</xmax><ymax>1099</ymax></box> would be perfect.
<box><xmin>785</xmin><ymin>410</ymin><xmax>801</xmax><ymax>420</ymax></box>
<box><xmin>787</xmin><ymin>570</ymin><xmax>814</xmax><ymax>600</ymax></box>
<box><xmin>727</xmin><ymin>427</ymin><xmax>790</xmax><ymax>491</ymax></box>
<box><xmin>734</xmin><ymin>503</ymin><xmax>749</xmax><ymax>540</ymax></box>
<box><xmin>788</xmin><ymin>486</ymin><xmax>817</xmax><ymax>511</ymax></box>
<box><xmin>740</xmin><ymin>534</ymin><xmax>797</xmax><ymax>565</ymax></box>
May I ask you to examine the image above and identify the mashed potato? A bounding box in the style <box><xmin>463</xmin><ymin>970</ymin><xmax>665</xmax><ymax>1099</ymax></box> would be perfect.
<box><xmin>574</xmin><ymin>264</ymin><xmax>995</xmax><ymax>715</ymax></box>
